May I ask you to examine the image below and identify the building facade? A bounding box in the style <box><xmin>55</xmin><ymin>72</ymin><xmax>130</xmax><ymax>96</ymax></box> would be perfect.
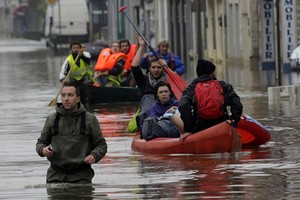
<box><xmin>1</xmin><ymin>0</ymin><xmax>299</xmax><ymax>87</ymax></box>
<box><xmin>102</xmin><ymin>0</ymin><xmax>300</xmax><ymax>87</ymax></box>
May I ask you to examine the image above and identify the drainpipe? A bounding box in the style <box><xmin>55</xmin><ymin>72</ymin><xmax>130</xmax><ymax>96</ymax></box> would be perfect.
<box><xmin>273</xmin><ymin>0</ymin><xmax>281</xmax><ymax>86</ymax></box>
<box><xmin>58</xmin><ymin>0</ymin><xmax>62</xmax><ymax>48</ymax></box>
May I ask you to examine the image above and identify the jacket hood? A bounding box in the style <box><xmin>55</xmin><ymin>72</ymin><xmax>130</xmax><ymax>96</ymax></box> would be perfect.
<box><xmin>56</xmin><ymin>102</ymin><xmax>86</xmax><ymax>116</ymax></box>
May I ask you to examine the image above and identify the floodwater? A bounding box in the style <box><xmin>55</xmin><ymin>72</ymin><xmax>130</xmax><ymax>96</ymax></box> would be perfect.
<box><xmin>0</xmin><ymin>39</ymin><xmax>300</xmax><ymax>200</ymax></box>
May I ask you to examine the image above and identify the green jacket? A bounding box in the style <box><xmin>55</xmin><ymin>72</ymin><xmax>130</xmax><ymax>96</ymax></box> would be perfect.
<box><xmin>36</xmin><ymin>103</ymin><xmax>107</xmax><ymax>183</ymax></box>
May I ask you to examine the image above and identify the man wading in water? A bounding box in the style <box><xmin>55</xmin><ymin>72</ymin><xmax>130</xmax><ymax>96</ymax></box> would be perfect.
<box><xmin>36</xmin><ymin>82</ymin><xmax>107</xmax><ymax>183</ymax></box>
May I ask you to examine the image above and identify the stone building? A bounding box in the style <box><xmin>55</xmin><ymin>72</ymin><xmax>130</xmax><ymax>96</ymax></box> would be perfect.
<box><xmin>2</xmin><ymin>0</ymin><xmax>298</xmax><ymax>87</ymax></box>
<box><xmin>100</xmin><ymin>0</ymin><xmax>299</xmax><ymax>87</ymax></box>
<box><xmin>0</xmin><ymin>0</ymin><xmax>44</xmax><ymax>40</ymax></box>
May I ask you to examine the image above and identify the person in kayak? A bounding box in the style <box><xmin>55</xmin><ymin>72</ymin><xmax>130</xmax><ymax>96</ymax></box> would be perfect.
<box><xmin>94</xmin><ymin>41</ymin><xmax>127</xmax><ymax>87</ymax></box>
<box><xmin>140</xmin><ymin>39</ymin><xmax>186</xmax><ymax>76</ymax></box>
<box><xmin>177</xmin><ymin>59</ymin><xmax>243</xmax><ymax>141</ymax></box>
<box><xmin>36</xmin><ymin>81</ymin><xmax>107</xmax><ymax>183</ymax></box>
<box><xmin>131</xmin><ymin>35</ymin><xmax>168</xmax><ymax>129</ymax></box>
<box><xmin>119</xmin><ymin>39</ymin><xmax>137</xmax><ymax>87</ymax></box>
<box><xmin>141</xmin><ymin>81</ymin><xmax>181</xmax><ymax>140</ymax></box>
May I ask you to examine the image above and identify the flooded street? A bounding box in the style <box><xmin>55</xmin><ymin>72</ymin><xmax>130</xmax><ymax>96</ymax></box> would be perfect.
<box><xmin>0</xmin><ymin>39</ymin><xmax>300</xmax><ymax>199</ymax></box>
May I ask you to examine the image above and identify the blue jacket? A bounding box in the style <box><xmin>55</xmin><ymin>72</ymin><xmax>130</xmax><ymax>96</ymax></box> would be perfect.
<box><xmin>140</xmin><ymin>50</ymin><xmax>185</xmax><ymax>76</ymax></box>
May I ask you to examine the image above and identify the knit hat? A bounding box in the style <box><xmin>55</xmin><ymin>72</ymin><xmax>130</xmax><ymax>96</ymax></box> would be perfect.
<box><xmin>196</xmin><ymin>59</ymin><xmax>216</xmax><ymax>76</ymax></box>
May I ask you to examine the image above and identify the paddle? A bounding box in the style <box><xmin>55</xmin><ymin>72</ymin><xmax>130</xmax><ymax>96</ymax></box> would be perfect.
<box><xmin>230</xmin><ymin>126</ymin><xmax>242</xmax><ymax>152</ymax></box>
<box><xmin>48</xmin><ymin>50</ymin><xmax>82</xmax><ymax>106</ymax></box>
<box><xmin>118</xmin><ymin>5</ymin><xmax>187</xmax><ymax>100</ymax></box>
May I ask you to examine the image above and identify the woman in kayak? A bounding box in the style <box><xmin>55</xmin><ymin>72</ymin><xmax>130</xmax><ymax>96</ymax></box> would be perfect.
<box><xmin>141</xmin><ymin>81</ymin><xmax>181</xmax><ymax>140</ymax></box>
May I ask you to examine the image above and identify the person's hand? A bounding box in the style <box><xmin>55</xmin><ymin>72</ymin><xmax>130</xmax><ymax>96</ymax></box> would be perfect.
<box><xmin>84</xmin><ymin>155</ymin><xmax>96</xmax><ymax>165</ymax></box>
<box><xmin>226</xmin><ymin>119</ymin><xmax>234</xmax><ymax>125</ymax></box>
<box><xmin>42</xmin><ymin>145</ymin><xmax>53</xmax><ymax>158</ymax></box>
<box><xmin>101</xmin><ymin>71</ymin><xmax>108</xmax><ymax>75</ymax></box>
<box><xmin>136</xmin><ymin>34</ymin><xmax>145</xmax><ymax>47</ymax></box>
<box><xmin>95</xmin><ymin>71</ymin><xmax>108</xmax><ymax>76</ymax></box>
<box><xmin>79</xmin><ymin>45</ymin><xmax>85</xmax><ymax>56</ymax></box>
<box><xmin>166</xmin><ymin>106</ymin><xmax>178</xmax><ymax>114</ymax></box>
<box><xmin>179</xmin><ymin>132</ymin><xmax>192</xmax><ymax>143</ymax></box>
<box><xmin>226</xmin><ymin>119</ymin><xmax>237</xmax><ymax>128</ymax></box>
<box><xmin>94</xmin><ymin>71</ymin><xmax>100</xmax><ymax>78</ymax></box>
<box><xmin>143</xmin><ymin>53</ymin><xmax>150</xmax><ymax>58</ymax></box>
<box><xmin>157</xmin><ymin>59</ymin><xmax>168</xmax><ymax>68</ymax></box>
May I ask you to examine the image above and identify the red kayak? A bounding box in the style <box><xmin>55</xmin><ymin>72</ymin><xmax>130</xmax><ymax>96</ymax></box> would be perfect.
<box><xmin>237</xmin><ymin>115</ymin><xmax>270</xmax><ymax>146</ymax></box>
<box><xmin>132</xmin><ymin>122</ymin><xmax>242</xmax><ymax>154</ymax></box>
<box><xmin>131</xmin><ymin>115</ymin><xmax>270</xmax><ymax>154</ymax></box>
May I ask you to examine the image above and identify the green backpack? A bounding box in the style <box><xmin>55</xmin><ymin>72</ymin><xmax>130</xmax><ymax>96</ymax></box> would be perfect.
<box><xmin>127</xmin><ymin>109</ymin><xmax>139</xmax><ymax>133</ymax></box>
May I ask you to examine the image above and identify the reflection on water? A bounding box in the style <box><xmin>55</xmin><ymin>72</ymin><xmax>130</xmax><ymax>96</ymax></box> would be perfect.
<box><xmin>93</xmin><ymin>104</ymin><xmax>138</xmax><ymax>137</ymax></box>
<box><xmin>0</xmin><ymin>39</ymin><xmax>300</xmax><ymax>199</ymax></box>
<box><xmin>46</xmin><ymin>184</ymin><xmax>96</xmax><ymax>200</ymax></box>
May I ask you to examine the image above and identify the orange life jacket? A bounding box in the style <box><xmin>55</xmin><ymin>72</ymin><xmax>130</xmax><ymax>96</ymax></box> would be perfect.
<box><xmin>124</xmin><ymin>44</ymin><xmax>137</xmax><ymax>70</ymax></box>
<box><xmin>94</xmin><ymin>48</ymin><xmax>127</xmax><ymax>71</ymax></box>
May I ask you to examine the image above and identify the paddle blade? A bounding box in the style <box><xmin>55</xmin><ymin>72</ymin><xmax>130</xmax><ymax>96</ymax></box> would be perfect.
<box><xmin>48</xmin><ymin>96</ymin><xmax>58</xmax><ymax>107</ymax></box>
<box><xmin>119</xmin><ymin>5</ymin><xmax>128</xmax><ymax>13</ymax></box>
<box><xmin>48</xmin><ymin>85</ymin><xmax>63</xmax><ymax>107</ymax></box>
<box><xmin>230</xmin><ymin>127</ymin><xmax>242</xmax><ymax>152</ymax></box>
<box><xmin>165</xmin><ymin>67</ymin><xmax>187</xmax><ymax>100</ymax></box>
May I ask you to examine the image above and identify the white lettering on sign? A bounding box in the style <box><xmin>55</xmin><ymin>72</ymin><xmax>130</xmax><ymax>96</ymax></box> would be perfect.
<box><xmin>281</xmin><ymin>0</ymin><xmax>296</xmax><ymax>72</ymax></box>
<box><xmin>261</xmin><ymin>1</ymin><xmax>275</xmax><ymax>70</ymax></box>
<box><xmin>263</xmin><ymin>2</ymin><xmax>273</xmax><ymax>60</ymax></box>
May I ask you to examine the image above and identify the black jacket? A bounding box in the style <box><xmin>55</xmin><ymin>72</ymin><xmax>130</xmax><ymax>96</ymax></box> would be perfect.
<box><xmin>131</xmin><ymin>67</ymin><xmax>154</xmax><ymax>97</ymax></box>
<box><xmin>179</xmin><ymin>75</ymin><xmax>243</xmax><ymax>133</ymax></box>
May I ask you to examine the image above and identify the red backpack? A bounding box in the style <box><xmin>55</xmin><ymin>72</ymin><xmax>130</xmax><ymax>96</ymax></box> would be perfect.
<box><xmin>194</xmin><ymin>80</ymin><xmax>225</xmax><ymax>120</ymax></box>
